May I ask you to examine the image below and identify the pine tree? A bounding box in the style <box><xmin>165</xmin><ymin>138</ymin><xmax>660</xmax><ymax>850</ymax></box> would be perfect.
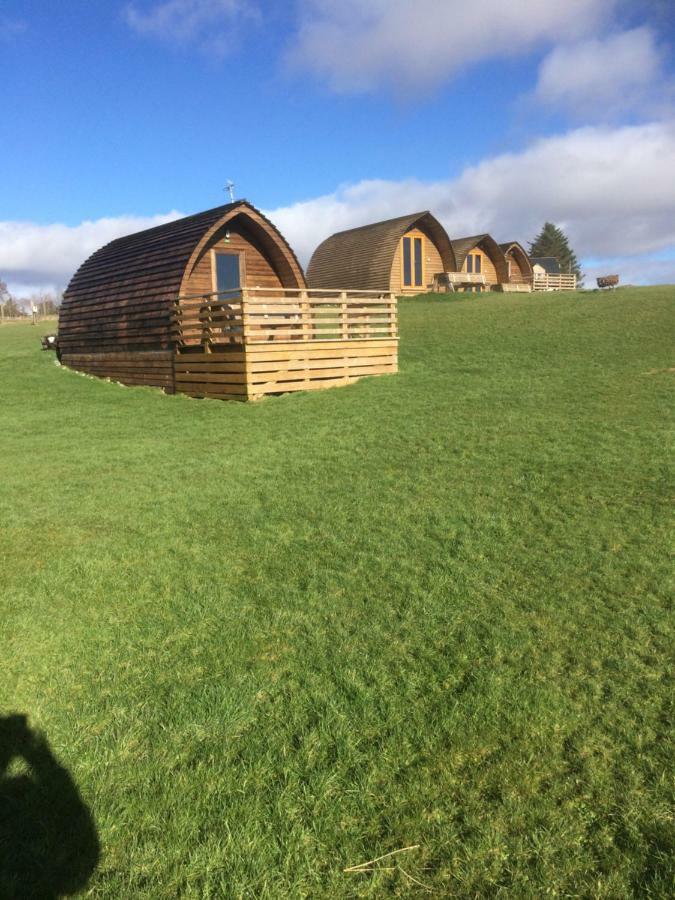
<box><xmin>528</xmin><ymin>222</ymin><xmax>582</xmax><ymax>279</ymax></box>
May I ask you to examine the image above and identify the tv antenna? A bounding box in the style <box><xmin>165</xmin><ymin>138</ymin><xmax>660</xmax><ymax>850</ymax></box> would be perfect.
<box><xmin>225</xmin><ymin>180</ymin><xmax>236</xmax><ymax>202</ymax></box>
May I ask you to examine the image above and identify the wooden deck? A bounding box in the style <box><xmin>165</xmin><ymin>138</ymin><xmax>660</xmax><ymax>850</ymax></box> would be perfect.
<box><xmin>172</xmin><ymin>288</ymin><xmax>398</xmax><ymax>400</ymax></box>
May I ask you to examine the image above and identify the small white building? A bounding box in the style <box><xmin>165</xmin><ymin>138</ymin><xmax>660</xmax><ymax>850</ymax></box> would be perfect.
<box><xmin>530</xmin><ymin>257</ymin><xmax>576</xmax><ymax>291</ymax></box>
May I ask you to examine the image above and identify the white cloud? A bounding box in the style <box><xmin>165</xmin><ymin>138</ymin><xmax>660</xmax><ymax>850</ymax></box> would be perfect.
<box><xmin>2</xmin><ymin>121</ymin><xmax>674</xmax><ymax>293</ymax></box>
<box><xmin>534</xmin><ymin>27</ymin><xmax>668</xmax><ymax>117</ymax></box>
<box><xmin>0</xmin><ymin>212</ymin><xmax>182</xmax><ymax>295</ymax></box>
<box><xmin>288</xmin><ymin>0</ymin><xmax>617</xmax><ymax>93</ymax></box>
<box><xmin>267</xmin><ymin>121</ymin><xmax>675</xmax><ymax>266</ymax></box>
<box><xmin>124</xmin><ymin>0</ymin><xmax>256</xmax><ymax>51</ymax></box>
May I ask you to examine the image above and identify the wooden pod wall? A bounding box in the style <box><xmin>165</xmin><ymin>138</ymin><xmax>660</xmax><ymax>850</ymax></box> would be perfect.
<box><xmin>306</xmin><ymin>211</ymin><xmax>456</xmax><ymax>294</ymax></box>
<box><xmin>58</xmin><ymin>201</ymin><xmax>305</xmax><ymax>389</ymax></box>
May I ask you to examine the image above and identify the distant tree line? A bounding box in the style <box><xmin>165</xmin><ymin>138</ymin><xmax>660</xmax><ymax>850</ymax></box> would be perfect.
<box><xmin>0</xmin><ymin>279</ymin><xmax>62</xmax><ymax>319</ymax></box>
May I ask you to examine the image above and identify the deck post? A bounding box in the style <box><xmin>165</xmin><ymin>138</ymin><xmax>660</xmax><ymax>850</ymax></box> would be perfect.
<box><xmin>202</xmin><ymin>295</ymin><xmax>213</xmax><ymax>353</ymax></box>
<box><xmin>240</xmin><ymin>288</ymin><xmax>249</xmax><ymax>343</ymax></box>
<box><xmin>300</xmin><ymin>289</ymin><xmax>310</xmax><ymax>340</ymax></box>
<box><xmin>172</xmin><ymin>298</ymin><xmax>181</xmax><ymax>348</ymax></box>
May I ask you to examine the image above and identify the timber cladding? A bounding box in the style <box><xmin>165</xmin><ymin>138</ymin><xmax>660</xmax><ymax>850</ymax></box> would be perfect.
<box><xmin>499</xmin><ymin>242</ymin><xmax>534</xmax><ymax>283</ymax></box>
<box><xmin>60</xmin><ymin>352</ymin><xmax>175</xmax><ymax>391</ymax></box>
<box><xmin>451</xmin><ymin>234</ymin><xmax>509</xmax><ymax>287</ymax></box>
<box><xmin>58</xmin><ymin>200</ymin><xmax>307</xmax><ymax>393</ymax></box>
<box><xmin>389</xmin><ymin>227</ymin><xmax>446</xmax><ymax>295</ymax></box>
<box><xmin>306</xmin><ymin>211</ymin><xmax>456</xmax><ymax>293</ymax></box>
<box><xmin>58</xmin><ymin>201</ymin><xmax>399</xmax><ymax>401</ymax></box>
<box><xmin>183</xmin><ymin>226</ymin><xmax>285</xmax><ymax>297</ymax></box>
<box><xmin>507</xmin><ymin>253</ymin><xmax>523</xmax><ymax>280</ymax></box>
<box><xmin>59</xmin><ymin>201</ymin><xmax>305</xmax><ymax>358</ymax></box>
<box><xmin>174</xmin><ymin>340</ymin><xmax>398</xmax><ymax>402</ymax></box>
<box><xmin>172</xmin><ymin>288</ymin><xmax>398</xmax><ymax>401</ymax></box>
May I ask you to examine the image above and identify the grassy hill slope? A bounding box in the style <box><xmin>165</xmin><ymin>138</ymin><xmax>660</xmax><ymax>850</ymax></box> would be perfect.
<box><xmin>1</xmin><ymin>287</ymin><xmax>673</xmax><ymax>897</ymax></box>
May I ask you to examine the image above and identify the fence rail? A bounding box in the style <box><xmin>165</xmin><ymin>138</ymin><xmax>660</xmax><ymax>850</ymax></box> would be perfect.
<box><xmin>446</xmin><ymin>272</ymin><xmax>487</xmax><ymax>285</ymax></box>
<box><xmin>172</xmin><ymin>286</ymin><xmax>399</xmax><ymax>400</ymax></box>
<box><xmin>173</xmin><ymin>287</ymin><xmax>398</xmax><ymax>349</ymax></box>
<box><xmin>532</xmin><ymin>273</ymin><xmax>577</xmax><ymax>291</ymax></box>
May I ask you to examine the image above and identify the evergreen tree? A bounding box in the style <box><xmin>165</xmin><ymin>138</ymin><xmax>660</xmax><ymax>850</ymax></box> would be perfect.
<box><xmin>528</xmin><ymin>222</ymin><xmax>582</xmax><ymax>279</ymax></box>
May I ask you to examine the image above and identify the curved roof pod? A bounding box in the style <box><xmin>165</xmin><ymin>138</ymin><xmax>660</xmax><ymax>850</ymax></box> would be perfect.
<box><xmin>451</xmin><ymin>234</ymin><xmax>509</xmax><ymax>284</ymax></box>
<box><xmin>307</xmin><ymin>211</ymin><xmax>457</xmax><ymax>291</ymax></box>
<box><xmin>58</xmin><ymin>201</ymin><xmax>305</xmax><ymax>354</ymax></box>
<box><xmin>499</xmin><ymin>241</ymin><xmax>533</xmax><ymax>280</ymax></box>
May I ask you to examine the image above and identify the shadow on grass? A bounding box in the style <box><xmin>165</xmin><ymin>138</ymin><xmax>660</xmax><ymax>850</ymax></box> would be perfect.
<box><xmin>0</xmin><ymin>714</ymin><xmax>99</xmax><ymax>899</ymax></box>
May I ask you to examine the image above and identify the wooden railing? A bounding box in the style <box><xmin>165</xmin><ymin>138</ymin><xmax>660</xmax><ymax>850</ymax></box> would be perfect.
<box><xmin>432</xmin><ymin>272</ymin><xmax>488</xmax><ymax>291</ymax></box>
<box><xmin>450</xmin><ymin>272</ymin><xmax>486</xmax><ymax>285</ymax></box>
<box><xmin>173</xmin><ymin>287</ymin><xmax>398</xmax><ymax>349</ymax></box>
<box><xmin>532</xmin><ymin>273</ymin><xmax>577</xmax><ymax>291</ymax></box>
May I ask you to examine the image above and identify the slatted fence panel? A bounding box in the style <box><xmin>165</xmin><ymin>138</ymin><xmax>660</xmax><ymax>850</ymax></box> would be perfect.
<box><xmin>245</xmin><ymin>340</ymin><xmax>398</xmax><ymax>399</ymax></box>
<box><xmin>173</xmin><ymin>351</ymin><xmax>248</xmax><ymax>401</ymax></box>
<box><xmin>532</xmin><ymin>274</ymin><xmax>577</xmax><ymax>291</ymax></box>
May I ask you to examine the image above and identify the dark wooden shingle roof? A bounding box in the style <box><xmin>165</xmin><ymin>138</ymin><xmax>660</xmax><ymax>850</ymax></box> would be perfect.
<box><xmin>306</xmin><ymin>211</ymin><xmax>456</xmax><ymax>291</ymax></box>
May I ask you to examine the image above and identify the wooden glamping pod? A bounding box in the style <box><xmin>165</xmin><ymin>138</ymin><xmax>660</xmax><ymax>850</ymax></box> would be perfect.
<box><xmin>499</xmin><ymin>241</ymin><xmax>534</xmax><ymax>292</ymax></box>
<box><xmin>448</xmin><ymin>234</ymin><xmax>509</xmax><ymax>292</ymax></box>
<box><xmin>59</xmin><ymin>201</ymin><xmax>398</xmax><ymax>401</ymax></box>
<box><xmin>306</xmin><ymin>211</ymin><xmax>457</xmax><ymax>295</ymax></box>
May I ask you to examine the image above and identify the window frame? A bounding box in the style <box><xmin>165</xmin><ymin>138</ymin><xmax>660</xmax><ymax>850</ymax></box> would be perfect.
<box><xmin>401</xmin><ymin>229</ymin><xmax>426</xmax><ymax>290</ymax></box>
<box><xmin>211</xmin><ymin>248</ymin><xmax>245</xmax><ymax>296</ymax></box>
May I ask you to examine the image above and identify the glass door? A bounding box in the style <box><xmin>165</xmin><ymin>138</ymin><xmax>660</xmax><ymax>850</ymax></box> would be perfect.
<box><xmin>211</xmin><ymin>251</ymin><xmax>243</xmax><ymax>343</ymax></box>
<box><xmin>402</xmin><ymin>233</ymin><xmax>424</xmax><ymax>290</ymax></box>
<box><xmin>214</xmin><ymin>252</ymin><xmax>241</xmax><ymax>296</ymax></box>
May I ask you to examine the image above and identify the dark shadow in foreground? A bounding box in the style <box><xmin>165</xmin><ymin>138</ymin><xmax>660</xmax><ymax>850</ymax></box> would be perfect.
<box><xmin>0</xmin><ymin>714</ymin><xmax>99</xmax><ymax>899</ymax></box>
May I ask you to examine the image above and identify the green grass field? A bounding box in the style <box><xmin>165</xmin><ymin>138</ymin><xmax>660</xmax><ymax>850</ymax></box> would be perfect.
<box><xmin>1</xmin><ymin>287</ymin><xmax>673</xmax><ymax>897</ymax></box>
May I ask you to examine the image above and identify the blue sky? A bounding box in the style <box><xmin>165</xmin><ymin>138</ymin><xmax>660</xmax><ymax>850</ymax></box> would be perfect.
<box><xmin>0</xmin><ymin>1</ymin><xmax>558</xmax><ymax>221</ymax></box>
<box><xmin>1</xmin><ymin>0</ymin><xmax>674</xmax><ymax>292</ymax></box>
